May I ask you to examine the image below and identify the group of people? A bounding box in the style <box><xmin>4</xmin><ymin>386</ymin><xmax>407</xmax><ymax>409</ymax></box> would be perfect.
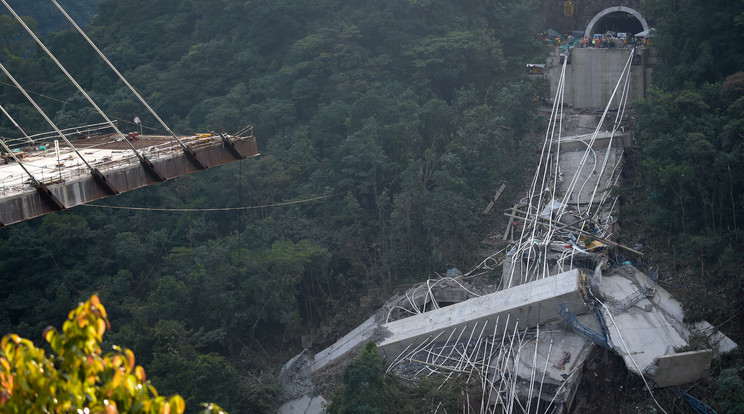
<box><xmin>543</xmin><ymin>32</ymin><xmax>652</xmax><ymax>49</ymax></box>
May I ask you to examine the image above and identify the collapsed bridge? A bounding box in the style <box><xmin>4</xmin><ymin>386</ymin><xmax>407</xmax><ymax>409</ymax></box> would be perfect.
<box><xmin>278</xmin><ymin>37</ymin><xmax>737</xmax><ymax>414</ymax></box>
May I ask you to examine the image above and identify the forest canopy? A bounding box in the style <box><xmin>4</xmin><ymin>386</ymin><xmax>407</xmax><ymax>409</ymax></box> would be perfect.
<box><xmin>2</xmin><ymin>0</ymin><xmax>742</xmax><ymax>411</ymax></box>
<box><xmin>0</xmin><ymin>0</ymin><xmax>544</xmax><ymax>412</ymax></box>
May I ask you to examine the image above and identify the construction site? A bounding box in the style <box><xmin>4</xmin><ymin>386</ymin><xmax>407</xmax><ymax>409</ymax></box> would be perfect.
<box><xmin>277</xmin><ymin>6</ymin><xmax>738</xmax><ymax>414</ymax></box>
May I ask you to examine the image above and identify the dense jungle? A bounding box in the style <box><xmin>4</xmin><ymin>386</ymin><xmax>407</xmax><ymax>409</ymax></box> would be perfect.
<box><xmin>1</xmin><ymin>0</ymin><xmax>743</xmax><ymax>412</ymax></box>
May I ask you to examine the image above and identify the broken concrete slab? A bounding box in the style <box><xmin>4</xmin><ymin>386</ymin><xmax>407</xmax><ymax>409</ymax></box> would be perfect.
<box><xmin>310</xmin><ymin>312</ymin><xmax>385</xmax><ymax>374</ymax></box>
<box><xmin>278</xmin><ymin>349</ymin><xmax>315</xmax><ymax>402</ymax></box>
<box><xmin>645</xmin><ymin>349</ymin><xmax>714</xmax><ymax>387</ymax></box>
<box><xmin>512</xmin><ymin>322</ymin><xmax>595</xmax><ymax>398</ymax></box>
<box><xmin>596</xmin><ymin>265</ymin><xmax>737</xmax><ymax>383</ymax></box>
<box><xmin>613</xmin><ymin>265</ymin><xmax>737</xmax><ymax>353</ymax></box>
<box><xmin>597</xmin><ymin>272</ymin><xmax>687</xmax><ymax>375</ymax></box>
<box><xmin>277</xmin><ymin>395</ymin><xmax>327</xmax><ymax>414</ymax></box>
<box><xmin>378</xmin><ymin>269</ymin><xmax>588</xmax><ymax>363</ymax></box>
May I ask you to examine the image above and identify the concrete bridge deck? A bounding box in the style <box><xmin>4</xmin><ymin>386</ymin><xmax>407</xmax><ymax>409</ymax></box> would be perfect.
<box><xmin>0</xmin><ymin>133</ymin><xmax>258</xmax><ymax>226</ymax></box>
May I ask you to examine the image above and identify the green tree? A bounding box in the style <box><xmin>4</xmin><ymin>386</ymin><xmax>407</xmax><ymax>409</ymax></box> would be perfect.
<box><xmin>645</xmin><ymin>0</ymin><xmax>744</xmax><ymax>88</ymax></box>
<box><xmin>0</xmin><ymin>15</ymin><xmax>37</xmax><ymax>60</ymax></box>
<box><xmin>325</xmin><ymin>342</ymin><xmax>402</xmax><ymax>414</ymax></box>
<box><xmin>0</xmin><ymin>295</ymin><xmax>214</xmax><ymax>414</ymax></box>
<box><xmin>5</xmin><ymin>0</ymin><xmax>103</xmax><ymax>35</ymax></box>
<box><xmin>715</xmin><ymin>369</ymin><xmax>744</xmax><ymax>413</ymax></box>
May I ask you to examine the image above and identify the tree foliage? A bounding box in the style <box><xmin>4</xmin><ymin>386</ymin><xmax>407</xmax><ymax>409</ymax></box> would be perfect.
<box><xmin>325</xmin><ymin>342</ymin><xmax>400</xmax><ymax>414</ymax></box>
<box><xmin>715</xmin><ymin>368</ymin><xmax>744</xmax><ymax>414</ymax></box>
<box><xmin>325</xmin><ymin>342</ymin><xmax>468</xmax><ymax>413</ymax></box>
<box><xmin>0</xmin><ymin>0</ymin><xmax>545</xmax><ymax>411</ymax></box>
<box><xmin>0</xmin><ymin>295</ymin><xmax>204</xmax><ymax>414</ymax></box>
<box><xmin>2</xmin><ymin>0</ymin><xmax>103</xmax><ymax>36</ymax></box>
<box><xmin>623</xmin><ymin>0</ymin><xmax>744</xmax><ymax>353</ymax></box>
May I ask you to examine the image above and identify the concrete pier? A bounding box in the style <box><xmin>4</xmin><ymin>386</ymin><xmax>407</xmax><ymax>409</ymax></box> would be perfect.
<box><xmin>545</xmin><ymin>47</ymin><xmax>657</xmax><ymax>109</ymax></box>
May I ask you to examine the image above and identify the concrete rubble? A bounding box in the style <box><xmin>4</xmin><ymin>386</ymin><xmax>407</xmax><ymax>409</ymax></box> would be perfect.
<box><xmin>596</xmin><ymin>265</ymin><xmax>736</xmax><ymax>385</ymax></box>
<box><xmin>279</xmin><ymin>266</ymin><xmax>736</xmax><ymax>413</ymax></box>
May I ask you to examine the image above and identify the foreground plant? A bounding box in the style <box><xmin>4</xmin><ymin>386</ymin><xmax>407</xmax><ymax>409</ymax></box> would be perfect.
<box><xmin>0</xmin><ymin>294</ymin><xmax>224</xmax><ymax>414</ymax></box>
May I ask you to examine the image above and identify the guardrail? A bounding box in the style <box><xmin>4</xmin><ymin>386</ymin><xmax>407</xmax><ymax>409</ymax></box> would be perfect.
<box><xmin>0</xmin><ymin>133</ymin><xmax>239</xmax><ymax>196</ymax></box>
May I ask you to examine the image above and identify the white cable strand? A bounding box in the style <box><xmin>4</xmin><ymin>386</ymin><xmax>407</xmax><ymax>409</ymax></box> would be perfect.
<box><xmin>533</xmin><ymin>337</ymin><xmax>554</xmax><ymax>414</ymax></box>
<box><xmin>596</xmin><ymin>297</ymin><xmax>669</xmax><ymax>414</ymax></box>
<box><xmin>1</xmin><ymin>0</ymin><xmax>145</xmax><ymax>163</ymax></box>
<box><xmin>557</xmin><ymin>50</ymin><xmax>634</xmax><ymax>219</ymax></box>
<box><xmin>52</xmin><ymin>0</ymin><xmax>189</xmax><ymax>150</ymax></box>
<box><xmin>525</xmin><ymin>324</ymin><xmax>540</xmax><ymax>413</ymax></box>
<box><xmin>586</xmin><ymin>48</ymin><xmax>634</xmax><ymax>213</ymax></box>
<box><xmin>509</xmin><ymin>52</ymin><xmax>569</xmax><ymax>288</ymax></box>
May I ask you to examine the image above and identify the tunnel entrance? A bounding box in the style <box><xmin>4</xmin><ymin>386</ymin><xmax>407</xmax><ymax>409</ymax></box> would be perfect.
<box><xmin>584</xmin><ymin>6</ymin><xmax>649</xmax><ymax>37</ymax></box>
<box><xmin>592</xmin><ymin>12</ymin><xmax>644</xmax><ymax>35</ymax></box>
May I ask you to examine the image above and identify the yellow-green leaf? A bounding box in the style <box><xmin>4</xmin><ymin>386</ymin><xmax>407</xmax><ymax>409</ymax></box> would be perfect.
<box><xmin>134</xmin><ymin>366</ymin><xmax>146</xmax><ymax>382</ymax></box>
<box><xmin>169</xmin><ymin>395</ymin><xmax>185</xmax><ymax>414</ymax></box>
<box><xmin>124</xmin><ymin>374</ymin><xmax>137</xmax><ymax>395</ymax></box>
<box><xmin>124</xmin><ymin>349</ymin><xmax>135</xmax><ymax>371</ymax></box>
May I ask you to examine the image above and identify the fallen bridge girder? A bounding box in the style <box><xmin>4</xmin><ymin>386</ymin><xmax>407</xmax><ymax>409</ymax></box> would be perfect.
<box><xmin>377</xmin><ymin>269</ymin><xmax>587</xmax><ymax>363</ymax></box>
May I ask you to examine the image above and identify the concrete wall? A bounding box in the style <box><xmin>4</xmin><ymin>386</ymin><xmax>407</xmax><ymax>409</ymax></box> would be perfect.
<box><xmin>546</xmin><ymin>47</ymin><xmax>656</xmax><ymax>109</ymax></box>
<box><xmin>377</xmin><ymin>270</ymin><xmax>588</xmax><ymax>362</ymax></box>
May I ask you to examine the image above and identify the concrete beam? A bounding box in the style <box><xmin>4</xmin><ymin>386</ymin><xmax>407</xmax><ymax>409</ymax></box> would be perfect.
<box><xmin>377</xmin><ymin>270</ymin><xmax>588</xmax><ymax>362</ymax></box>
<box><xmin>555</xmin><ymin>131</ymin><xmax>631</xmax><ymax>152</ymax></box>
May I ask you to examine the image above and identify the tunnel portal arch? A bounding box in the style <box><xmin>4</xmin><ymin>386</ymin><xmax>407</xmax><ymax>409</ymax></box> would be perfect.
<box><xmin>584</xmin><ymin>6</ymin><xmax>649</xmax><ymax>37</ymax></box>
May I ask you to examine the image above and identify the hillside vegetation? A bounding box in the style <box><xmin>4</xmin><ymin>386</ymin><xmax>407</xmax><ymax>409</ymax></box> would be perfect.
<box><xmin>0</xmin><ymin>0</ymin><xmax>544</xmax><ymax>412</ymax></box>
<box><xmin>1</xmin><ymin>0</ymin><xmax>102</xmax><ymax>35</ymax></box>
<box><xmin>623</xmin><ymin>0</ymin><xmax>744</xmax><ymax>338</ymax></box>
<box><xmin>1</xmin><ymin>0</ymin><xmax>743</xmax><ymax>411</ymax></box>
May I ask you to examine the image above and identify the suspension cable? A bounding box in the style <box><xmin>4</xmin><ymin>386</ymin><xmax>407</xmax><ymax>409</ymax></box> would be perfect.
<box><xmin>587</xmin><ymin>48</ymin><xmax>635</xmax><ymax>216</ymax></box>
<box><xmin>51</xmin><ymin>0</ymin><xmax>189</xmax><ymax>151</ymax></box>
<box><xmin>0</xmin><ymin>0</ymin><xmax>146</xmax><ymax>163</ymax></box>
<box><xmin>508</xmin><ymin>50</ymin><xmax>569</xmax><ymax>287</ymax></box>
<box><xmin>556</xmin><ymin>49</ymin><xmax>634</xmax><ymax>219</ymax></box>
<box><xmin>0</xmin><ymin>62</ymin><xmax>95</xmax><ymax>171</ymax></box>
<box><xmin>0</xmin><ymin>103</ymin><xmax>29</xmax><ymax>143</ymax></box>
